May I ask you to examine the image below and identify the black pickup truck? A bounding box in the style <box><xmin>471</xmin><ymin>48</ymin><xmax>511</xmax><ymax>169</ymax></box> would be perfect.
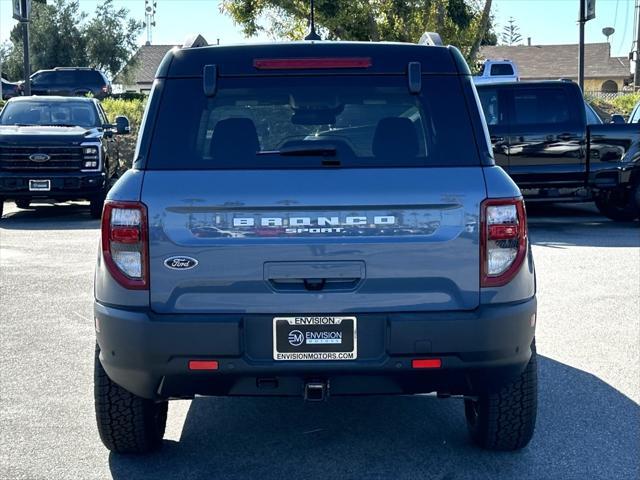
<box><xmin>476</xmin><ymin>81</ymin><xmax>640</xmax><ymax>221</ymax></box>
<box><xmin>0</xmin><ymin>96</ymin><xmax>130</xmax><ymax>219</ymax></box>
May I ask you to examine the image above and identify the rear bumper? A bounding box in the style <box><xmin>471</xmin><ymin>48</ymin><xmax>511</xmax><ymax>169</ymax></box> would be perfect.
<box><xmin>95</xmin><ymin>297</ymin><xmax>537</xmax><ymax>400</ymax></box>
<box><xmin>0</xmin><ymin>172</ymin><xmax>106</xmax><ymax>200</ymax></box>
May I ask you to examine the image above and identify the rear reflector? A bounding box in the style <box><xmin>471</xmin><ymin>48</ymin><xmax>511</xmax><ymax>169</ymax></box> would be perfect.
<box><xmin>253</xmin><ymin>57</ymin><xmax>372</xmax><ymax>70</ymax></box>
<box><xmin>110</xmin><ymin>227</ymin><xmax>140</xmax><ymax>243</ymax></box>
<box><xmin>412</xmin><ymin>359</ymin><xmax>442</xmax><ymax>369</ymax></box>
<box><xmin>188</xmin><ymin>360</ymin><xmax>219</xmax><ymax>371</ymax></box>
<box><xmin>488</xmin><ymin>224</ymin><xmax>518</xmax><ymax>240</ymax></box>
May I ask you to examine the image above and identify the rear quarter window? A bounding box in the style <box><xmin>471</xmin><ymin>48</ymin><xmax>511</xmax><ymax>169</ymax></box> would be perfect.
<box><xmin>78</xmin><ymin>70</ymin><xmax>104</xmax><ymax>85</ymax></box>
<box><xmin>630</xmin><ymin>104</ymin><xmax>640</xmax><ymax>124</ymax></box>
<box><xmin>146</xmin><ymin>75</ymin><xmax>481</xmax><ymax>169</ymax></box>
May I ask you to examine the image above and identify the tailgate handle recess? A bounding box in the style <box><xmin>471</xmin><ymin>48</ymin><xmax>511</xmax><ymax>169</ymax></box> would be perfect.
<box><xmin>265</xmin><ymin>261</ymin><xmax>365</xmax><ymax>292</ymax></box>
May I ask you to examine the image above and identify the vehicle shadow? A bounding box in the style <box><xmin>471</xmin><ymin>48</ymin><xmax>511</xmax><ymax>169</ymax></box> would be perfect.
<box><xmin>527</xmin><ymin>202</ymin><xmax>639</xmax><ymax>248</ymax></box>
<box><xmin>0</xmin><ymin>202</ymin><xmax>99</xmax><ymax>230</ymax></box>
<box><xmin>108</xmin><ymin>356</ymin><xmax>639</xmax><ymax>480</ymax></box>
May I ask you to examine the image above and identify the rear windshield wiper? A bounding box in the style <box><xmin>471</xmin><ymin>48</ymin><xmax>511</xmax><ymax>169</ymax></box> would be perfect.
<box><xmin>257</xmin><ymin>146</ymin><xmax>338</xmax><ymax>157</ymax></box>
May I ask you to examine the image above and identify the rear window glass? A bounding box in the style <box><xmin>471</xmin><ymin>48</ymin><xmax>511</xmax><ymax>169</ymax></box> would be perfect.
<box><xmin>512</xmin><ymin>88</ymin><xmax>573</xmax><ymax>125</ymax></box>
<box><xmin>146</xmin><ymin>75</ymin><xmax>480</xmax><ymax>169</ymax></box>
<box><xmin>490</xmin><ymin>64</ymin><xmax>514</xmax><ymax>76</ymax></box>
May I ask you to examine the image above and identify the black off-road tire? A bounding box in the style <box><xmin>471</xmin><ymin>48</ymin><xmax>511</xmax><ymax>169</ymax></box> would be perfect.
<box><xmin>15</xmin><ymin>199</ymin><xmax>31</xmax><ymax>209</ymax></box>
<box><xmin>89</xmin><ymin>195</ymin><xmax>105</xmax><ymax>219</ymax></box>
<box><xmin>94</xmin><ymin>345</ymin><xmax>168</xmax><ymax>454</ymax></box>
<box><xmin>594</xmin><ymin>185</ymin><xmax>640</xmax><ymax>222</ymax></box>
<box><xmin>464</xmin><ymin>342</ymin><xmax>538</xmax><ymax>451</ymax></box>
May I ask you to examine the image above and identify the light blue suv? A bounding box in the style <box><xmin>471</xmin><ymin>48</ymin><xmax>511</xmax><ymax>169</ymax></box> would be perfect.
<box><xmin>94</xmin><ymin>37</ymin><xmax>537</xmax><ymax>453</ymax></box>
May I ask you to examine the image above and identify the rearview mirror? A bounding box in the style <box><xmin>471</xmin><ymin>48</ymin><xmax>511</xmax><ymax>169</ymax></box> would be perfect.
<box><xmin>115</xmin><ymin>115</ymin><xmax>131</xmax><ymax>135</ymax></box>
<box><xmin>610</xmin><ymin>114</ymin><xmax>625</xmax><ymax>124</ymax></box>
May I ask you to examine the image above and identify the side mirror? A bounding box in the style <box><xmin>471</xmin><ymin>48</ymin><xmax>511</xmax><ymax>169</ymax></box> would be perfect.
<box><xmin>115</xmin><ymin>115</ymin><xmax>131</xmax><ymax>135</ymax></box>
<box><xmin>610</xmin><ymin>114</ymin><xmax>626</xmax><ymax>124</ymax></box>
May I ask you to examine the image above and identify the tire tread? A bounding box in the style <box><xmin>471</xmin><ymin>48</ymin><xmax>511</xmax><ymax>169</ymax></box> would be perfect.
<box><xmin>94</xmin><ymin>345</ymin><xmax>167</xmax><ymax>454</ymax></box>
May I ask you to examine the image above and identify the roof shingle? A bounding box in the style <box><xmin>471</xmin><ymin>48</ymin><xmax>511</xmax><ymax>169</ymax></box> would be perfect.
<box><xmin>115</xmin><ymin>44</ymin><xmax>176</xmax><ymax>85</ymax></box>
<box><xmin>479</xmin><ymin>43</ymin><xmax>630</xmax><ymax>79</ymax></box>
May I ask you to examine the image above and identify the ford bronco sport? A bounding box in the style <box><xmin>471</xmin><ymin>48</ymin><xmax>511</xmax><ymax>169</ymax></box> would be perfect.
<box><xmin>94</xmin><ymin>36</ymin><xmax>538</xmax><ymax>453</ymax></box>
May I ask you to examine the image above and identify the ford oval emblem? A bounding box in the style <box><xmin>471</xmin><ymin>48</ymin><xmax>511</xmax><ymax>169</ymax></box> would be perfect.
<box><xmin>164</xmin><ymin>256</ymin><xmax>198</xmax><ymax>270</ymax></box>
<box><xmin>29</xmin><ymin>153</ymin><xmax>50</xmax><ymax>163</ymax></box>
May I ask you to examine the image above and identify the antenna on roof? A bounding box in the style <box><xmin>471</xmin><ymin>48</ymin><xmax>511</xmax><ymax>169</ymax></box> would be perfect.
<box><xmin>304</xmin><ymin>0</ymin><xmax>321</xmax><ymax>41</ymax></box>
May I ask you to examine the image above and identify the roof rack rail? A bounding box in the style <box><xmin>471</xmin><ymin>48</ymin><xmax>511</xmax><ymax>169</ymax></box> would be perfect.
<box><xmin>183</xmin><ymin>34</ymin><xmax>209</xmax><ymax>48</ymax></box>
<box><xmin>418</xmin><ymin>32</ymin><xmax>443</xmax><ymax>46</ymax></box>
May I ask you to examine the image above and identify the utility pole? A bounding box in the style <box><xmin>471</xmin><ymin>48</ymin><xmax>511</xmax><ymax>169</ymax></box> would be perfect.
<box><xmin>143</xmin><ymin>0</ymin><xmax>157</xmax><ymax>45</ymax></box>
<box><xmin>13</xmin><ymin>0</ymin><xmax>32</xmax><ymax>95</ymax></box>
<box><xmin>579</xmin><ymin>1</ymin><xmax>585</xmax><ymax>91</ymax></box>
<box><xmin>22</xmin><ymin>20</ymin><xmax>31</xmax><ymax>96</ymax></box>
<box><xmin>635</xmin><ymin>0</ymin><xmax>640</xmax><ymax>91</ymax></box>
<box><xmin>578</xmin><ymin>0</ymin><xmax>596</xmax><ymax>93</ymax></box>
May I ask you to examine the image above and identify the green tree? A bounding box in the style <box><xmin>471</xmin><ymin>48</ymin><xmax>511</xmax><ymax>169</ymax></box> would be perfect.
<box><xmin>84</xmin><ymin>0</ymin><xmax>143</xmax><ymax>78</ymax></box>
<box><xmin>2</xmin><ymin>0</ymin><xmax>86</xmax><ymax>80</ymax></box>
<box><xmin>0</xmin><ymin>0</ymin><xmax>141</xmax><ymax>81</ymax></box>
<box><xmin>220</xmin><ymin>0</ymin><xmax>495</xmax><ymax>62</ymax></box>
<box><xmin>500</xmin><ymin>17</ymin><xmax>522</xmax><ymax>46</ymax></box>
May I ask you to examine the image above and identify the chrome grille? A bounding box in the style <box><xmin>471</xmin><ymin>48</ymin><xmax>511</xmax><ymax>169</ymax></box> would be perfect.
<box><xmin>0</xmin><ymin>146</ymin><xmax>84</xmax><ymax>171</ymax></box>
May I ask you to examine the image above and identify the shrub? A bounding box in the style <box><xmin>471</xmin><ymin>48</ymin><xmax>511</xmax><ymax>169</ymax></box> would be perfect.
<box><xmin>586</xmin><ymin>93</ymin><xmax>640</xmax><ymax>121</ymax></box>
<box><xmin>100</xmin><ymin>97</ymin><xmax>148</xmax><ymax>170</ymax></box>
<box><xmin>610</xmin><ymin>93</ymin><xmax>640</xmax><ymax>117</ymax></box>
<box><xmin>100</xmin><ymin>97</ymin><xmax>147</xmax><ymax>130</ymax></box>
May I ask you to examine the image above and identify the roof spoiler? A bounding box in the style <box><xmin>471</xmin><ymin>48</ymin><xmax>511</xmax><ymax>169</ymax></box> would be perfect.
<box><xmin>183</xmin><ymin>34</ymin><xmax>208</xmax><ymax>48</ymax></box>
<box><xmin>418</xmin><ymin>32</ymin><xmax>443</xmax><ymax>46</ymax></box>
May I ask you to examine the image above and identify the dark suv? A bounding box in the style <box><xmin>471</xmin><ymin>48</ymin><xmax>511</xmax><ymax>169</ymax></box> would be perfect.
<box><xmin>24</xmin><ymin>68</ymin><xmax>112</xmax><ymax>99</ymax></box>
<box><xmin>0</xmin><ymin>96</ymin><xmax>130</xmax><ymax>218</ymax></box>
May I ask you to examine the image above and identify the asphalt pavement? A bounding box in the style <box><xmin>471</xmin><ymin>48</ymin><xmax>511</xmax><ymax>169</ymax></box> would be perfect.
<box><xmin>0</xmin><ymin>200</ymin><xmax>638</xmax><ymax>480</ymax></box>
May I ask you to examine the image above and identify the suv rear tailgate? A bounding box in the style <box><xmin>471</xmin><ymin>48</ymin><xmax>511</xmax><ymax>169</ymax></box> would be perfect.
<box><xmin>143</xmin><ymin>168</ymin><xmax>485</xmax><ymax>314</ymax></box>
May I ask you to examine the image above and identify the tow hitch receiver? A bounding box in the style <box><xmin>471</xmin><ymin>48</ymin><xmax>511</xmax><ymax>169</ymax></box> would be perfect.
<box><xmin>304</xmin><ymin>381</ymin><xmax>328</xmax><ymax>402</ymax></box>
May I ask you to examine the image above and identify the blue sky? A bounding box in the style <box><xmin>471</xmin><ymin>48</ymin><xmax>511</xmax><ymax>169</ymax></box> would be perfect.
<box><xmin>0</xmin><ymin>0</ymin><xmax>636</xmax><ymax>58</ymax></box>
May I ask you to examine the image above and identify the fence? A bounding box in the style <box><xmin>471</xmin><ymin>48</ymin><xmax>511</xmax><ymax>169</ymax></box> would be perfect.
<box><xmin>584</xmin><ymin>91</ymin><xmax>636</xmax><ymax>101</ymax></box>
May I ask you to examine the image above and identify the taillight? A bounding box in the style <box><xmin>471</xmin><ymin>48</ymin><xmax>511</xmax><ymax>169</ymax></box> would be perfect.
<box><xmin>101</xmin><ymin>201</ymin><xmax>148</xmax><ymax>289</ymax></box>
<box><xmin>101</xmin><ymin>85</ymin><xmax>109</xmax><ymax>93</ymax></box>
<box><xmin>481</xmin><ymin>198</ymin><xmax>527</xmax><ymax>287</ymax></box>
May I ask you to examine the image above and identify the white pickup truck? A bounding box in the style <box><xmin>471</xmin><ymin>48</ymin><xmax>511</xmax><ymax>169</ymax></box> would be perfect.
<box><xmin>474</xmin><ymin>59</ymin><xmax>520</xmax><ymax>85</ymax></box>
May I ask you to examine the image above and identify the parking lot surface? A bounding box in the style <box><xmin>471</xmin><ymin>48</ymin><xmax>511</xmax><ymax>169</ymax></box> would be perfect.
<box><xmin>0</xmin><ymin>201</ymin><xmax>638</xmax><ymax>480</ymax></box>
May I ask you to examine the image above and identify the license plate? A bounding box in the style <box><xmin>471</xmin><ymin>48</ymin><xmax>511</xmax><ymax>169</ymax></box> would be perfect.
<box><xmin>273</xmin><ymin>316</ymin><xmax>357</xmax><ymax>361</ymax></box>
<box><xmin>29</xmin><ymin>179</ymin><xmax>50</xmax><ymax>192</ymax></box>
